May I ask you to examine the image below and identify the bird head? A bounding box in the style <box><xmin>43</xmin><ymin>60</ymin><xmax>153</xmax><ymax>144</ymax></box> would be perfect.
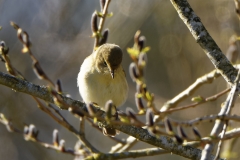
<box><xmin>95</xmin><ymin>44</ymin><xmax>123</xmax><ymax>79</ymax></box>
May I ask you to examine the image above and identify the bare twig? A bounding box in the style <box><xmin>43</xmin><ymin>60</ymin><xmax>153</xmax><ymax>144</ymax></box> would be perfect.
<box><xmin>0</xmin><ymin>41</ymin><xmax>24</xmax><ymax>78</ymax></box>
<box><xmin>10</xmin><ymin>21</ymin><xmax>55</xmax><ymax>87</ymax></box>
<box><xmin>169</xmin><ymin>114</ymin><xmax>240</xmax><ymax>127</ymax></box>
<box><xmin>109</xmin><ymin>136</ymin><xmax>137</xmax><ymax>153</ymax></box>
<box><xmin>48</xmin><ymin>104</ymin><xmax>69</xmax><ymax>124</ymax></box>
<box><xmin>160</xmin><ymin>88</ymin><xmax>230</xmax><ymax>114</ymax></box>
<box><xmin>201</xmin><ymin>70</ymin><xmax>240</xmax><ymax>160</ymax></box>
<box><xmin>33</xmin><ymin>97</ymin><xmax>99</xmax><ymax>153</ymax></box>
<box><xmin>0</xmin><ymin>115</ymin><xmax>90</xmax><ymax>157</ymax></box>
<box><xmin>0</xmin><ymin>113</ymin><xmax>21</xmax><ymax>133</ymax></box>
<box><xmin>93</xmin><ymin>0</ymin><xmax>112</xmax><ymax>49</ymax></box>
<box><xmin>154</xmin><ymin>69</ymin><xmax>223</xmax><ymax>122</ymax></box>
<box><xmin>160</xmin><ymin>70</ymin><xmax>220</xmax><ymax>112</ymax></box>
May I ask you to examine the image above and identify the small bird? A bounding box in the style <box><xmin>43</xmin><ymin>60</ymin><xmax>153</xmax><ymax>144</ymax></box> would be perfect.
<box><xmin>77</xmin><ymin>43</ymin><xmax>128</xmax><ymax>136</ymax></box>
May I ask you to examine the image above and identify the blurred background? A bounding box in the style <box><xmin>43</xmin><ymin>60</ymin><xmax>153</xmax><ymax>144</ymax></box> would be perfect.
<box><xmin>0</xmin><ymin>0</ymin><xmax>240</xmax><ymax>159</ymax></box>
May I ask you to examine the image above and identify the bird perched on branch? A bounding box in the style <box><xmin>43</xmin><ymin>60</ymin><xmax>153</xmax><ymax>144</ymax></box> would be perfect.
<box><xmin>77</xmin><ymin>43</ymin><xmax>128</xmax><ymax>136</ymax></box>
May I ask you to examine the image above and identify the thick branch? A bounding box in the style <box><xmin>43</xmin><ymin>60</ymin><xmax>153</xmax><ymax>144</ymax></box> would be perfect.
<box><xmin>0</xmin><ymin>72</ymin><xmax>222</xmax><ymax>160</ymax></box>
<box><xmin>169</xmin><ymin>0</ymin><xmax>238</xmax><ymax>84</ymax></box>
<box><xmin>0</xmin><ymin>71</ymin><xmax>84</xmax><ymax>110</ymax></box>
<box><xmin>85</xmin><ymin>148</ymin><xmax>168</xmax><ymax>160</ymax></box>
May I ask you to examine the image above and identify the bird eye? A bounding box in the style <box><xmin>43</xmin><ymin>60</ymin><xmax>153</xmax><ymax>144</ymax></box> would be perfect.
<box><xmin>103</xmin><ymin>61</ymin><xmax>107</xmax><ymax>66</ymax></box>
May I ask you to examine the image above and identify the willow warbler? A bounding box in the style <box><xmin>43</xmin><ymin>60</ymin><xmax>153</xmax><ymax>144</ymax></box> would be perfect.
<box><xmin>77</xmin><ymin>43</ymin><xmax>128</xmax><ymax>136</ymax></box>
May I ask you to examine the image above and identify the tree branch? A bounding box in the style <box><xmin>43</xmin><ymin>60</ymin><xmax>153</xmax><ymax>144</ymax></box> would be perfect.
<box><xmin>0</xmin><ymin>71</ymin><xmax>223</xmax><ymax>160</ymax></box>
<box><xmin>169</xmin><ymin>0</ymin><xmax>238</xmax><ymax>84</ymax></box>
<box><xmin>84</xmin><ymin>148</ymin><xmax>168</xmax><ymax>160</ymax></box>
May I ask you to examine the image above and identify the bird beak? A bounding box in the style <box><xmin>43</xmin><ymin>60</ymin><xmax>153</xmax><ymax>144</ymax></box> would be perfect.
<box><xmin>110</xmin><ymin>70</ymin><xmax>114</xmax><ymax>79</ymax></box>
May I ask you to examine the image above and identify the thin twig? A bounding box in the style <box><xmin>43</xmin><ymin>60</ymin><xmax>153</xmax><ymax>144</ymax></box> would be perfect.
<box><xmin>93</xmin><ymin>0</ymin><xmax>111</xmax><ymax>49</ymax></box>
<box><xmin>77</xmin><ymin>117</ymin><xmax>99</xmax><ymax>155</ymax></box>
<box><xmin>0</xmin><ymin>113</ymin><xmax>21</xmax><ymax>133</ymax></box>
<box><xmin>0</xmin><ymin>114</ymin><xmax>89</xmax><ymax>157</ymax></box>
<box><xmin>109</xmin><ymin>136</ymin><xmax>137</xmax><ymax>153</ymax></box>
<box><xmin>201</xmin><ymin>70</ymin><xmax>240</xmax><ymax>160</ymax></box>
<box><xmin>34</xmin><ymin>97</ymin><xmax>99</xmax><ymax>153</ymax></box>
<box><xmin>10</xmin><ymin>22</ymin><xmax>55</xmax><ymax>86</ymax></box>
<box><xmin>48</xmin><ymin>104</ymin><xmax>69</xmax><ymax>124</ymax></box>
<box><xmin>154</xmin><ymin>69</ymin><xmax>221</xmax><ymax>123</ymax></box>
<box><xmin>168</xmin><ymin>114</ymin><xmax>240</xmax><ymax>127</ymax></box>
<box><xmin>161</xmin><ymin>70</ymin><xmax>220</xmax><ymax>112</ymax></box>
<box><xmin>213</xmin><ymin>70</ymin><xmax>240</xmax><ymax>160</ymax></box>
<box><xmin>160</xmin><ymin>88</ymin><xmax>230</xmax><ymax>114</ymax></box>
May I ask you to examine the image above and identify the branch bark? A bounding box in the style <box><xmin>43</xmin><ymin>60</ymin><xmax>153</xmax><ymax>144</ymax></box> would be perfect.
<box><xmin>84</xmin><ymin>148</ymin><xmax>168</xmax><ymax>160</ymax></box>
